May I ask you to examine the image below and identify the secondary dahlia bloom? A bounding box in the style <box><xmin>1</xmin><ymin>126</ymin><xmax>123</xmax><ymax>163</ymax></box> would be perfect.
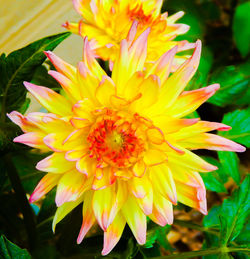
<box><xmin>64</xmin><ymin>0</ymin><xmax>194</xmax><ymax>68</ymax></box>
<box><xmin>8</xmin><ymin>32</ymin><xmax>245</xmax><ymax>255</ymax></box>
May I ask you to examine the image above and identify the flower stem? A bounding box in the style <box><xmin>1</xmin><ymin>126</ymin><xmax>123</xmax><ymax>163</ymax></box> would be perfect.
<box><xmin>4</xmin><ymin>153</ymin><xmax>37</xmax><ymax>250</ymax></box>
<box><xmin>151</xmin><ymin>247</ymin><xmax>250</xmax><ymax>259</ymax></box>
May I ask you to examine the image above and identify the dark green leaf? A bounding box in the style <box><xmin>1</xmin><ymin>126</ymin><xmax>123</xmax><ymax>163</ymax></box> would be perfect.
<box><xmin>234</xmin><ymin>221</ymin><xmax>250</xmax><ymax>245</ymax></box>
<box><xmin>0</xmin><ymin>32</ymin><xmax>71</xmax><ymax>121</ymax></box>
<box><xmin>201</xmin><ymin>157</ymin><xmax>227</xmax><ymax>192</ymax></box>
<box><xmin>207</xmin><ymin>66</ymin><xmax>250</xmax><ymax>107</ymax></box>
<box><xmin>218</xmin><ymin>152</ymin><xmax>241</xmax><ymax>185</ymax></box>
<box><xmin>0</xmin><ymin>235</ymin><xmax>31</xmax><ymax>259</ymax></box>
<box><xmin>0</xmin><ymin>122</ymin><xmax>24</xmax><ymax>152</ymax></box>
<box><xmin>31</xmin><ymin>65</ymin><xmax>60</xmax><ymax>91</ymax></box>
<box><xmin>219</xmin><ymin>176</ymin><xmax>250</xmax><ymax>245</ymax></box>
<box><xmin>219</xmin><ymin>108</ymin><xmax>250</xmax><ymax>148</ymax></box>
<box><xmin>233</xmin><ymin>2</ymin><xmax>250</xmax><ymax>57</ymax></box>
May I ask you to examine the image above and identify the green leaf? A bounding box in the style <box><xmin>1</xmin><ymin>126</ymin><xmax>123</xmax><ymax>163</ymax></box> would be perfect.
<box><xmin>31</xmin><ymin>65</ymin><xmax>60</xmax><ymax>91</ymax></box>
<box><xmin>0</xmin><ymin>235</ymin><xmax>31</xmax><ymax>259</ymax></box>
<box><xmin>234</xmin><ymin>221</ymin><xmax>250</xmax><ymax>245</ymax></box>
<box><xmin>233</xmin><ymin>2</ymin><xmax>250</xmax><ymax>57</ymax></box>
<box><xmin>207</xmin><ymin>66</ymin><xmax>250</xmax><ymax>107</ymax></box>
<box><xmin>218</xmin><ymin>152</ymin><xmax>241</xmax><ymax>185</ymax></box>
<box><xmin>0</xmin><ymin>32</ymin><xmax>71</xmax><ymax>121</ymax></box>
<box><xmin>144</xmin><ymin>221</ymin><xmax>171</xmax><ymax>249</ymax></box>
<box><xmin>219</xmin><ymin>108</ymin><xmax>250</xmax><ymax>147</ymax></box>
<box><xmin>201</xmin><ymin>157</ymin><xmax>227</xmax><ymax>192</ymax></box>
<box><xmin>219</xmin><ymin>175</ymin><xmax>250</xmax><ymax>246</ymax></box>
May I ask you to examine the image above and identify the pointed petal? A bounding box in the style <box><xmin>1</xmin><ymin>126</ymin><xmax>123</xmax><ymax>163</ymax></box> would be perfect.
<box><xmin>83</xmin><ymin>37</ymin><xmax>106</xmax><ymax>80</ymax></box>
<box><xmin>122</xmin><ymin>196</ymin><xmax>146</xmax><ymax>245</ymax></box>
<box><xmin>24</xmin><ymin>82</ymin><xmax>72</xmax><ymax>116</ymax></box>
<box><xmin>127</xmin><ymin>28</ymin><xmax>150</xmax><ymax>76</ymax></box>
<box><xmin>52</xmin><ymin>198</ymin><xmax>83</xmax><ymax>232</ymax></box>
<box><xmin>168</xmin><ymin>148</ymin><xmax>218</xmax><ymax>172</ymax></box>
<box><xmin>130</xmin><ymin>176</ymin><xmax>153</xmax><ymax>215</ymax></box>
<box><xmin>48</xmin><ymin>70</ymin><xmax>80</xmax><ymax>102</ymax></box>
<box><xmin>77</xmin><ymin>191</ymin><xmax>96</xmax><ymax>244</ymax></box>
<box><xmin>179</xmin><ymin>133</ymin><xmax>246</xmax><ymax>152</ymax></box>
<box><xmin>92</xmin><ymin>184</ymin><xmax>118</xmax><ymax>231</ymax></box>
<box><xmin>176</xmin><ymin>181</ymin><xmax>207</xmax><ymax>215</ymax></box>
<box><xmin>55</xmin><ymin>170</ymin><xmax>88</xmax><ymax>206</ymax></box>
<box><xmin>112</xmin><ymin>39</ymin><xmax>129</xmax><ymax>95</ymax></box>
<box><xmin>149</xmin><ymin>193</ymin><xmax>173</xmax><ymax>226</ymax></box>
<box><xmin>167</xmin><ymin>84</ymin><xmax>220</xmax><ymax>118</ymax></box>
<box><xmin>146</xmin><ymin>46</ymin><xmax>178</xmax><ymax>84</ymax></box>
<box><xmin>29</xmin><ymin>173</ymin><xmax>61</xmax><ymax>203</ymax></box>
<box><xmin>158</xmin><ymin>40</ymin><xmax>202</xmax><ymax>108</ymax></box>
<box><xmin>44</xmin><ymin>51</ymin><xmax>76</xmax><ymax>80</ymax></box>
<box><xmin>102</xmin><ymin>213</ymin><xmax>126</xmax><ymax>256</ymax></box>
<box><xmin>150</xmin><ymin>164</ymin><xmax>177</xmax><ymax>204</ymax></box>
<box><xmin>14</xmin><ymin>132</ymin><xmax>47</xmax><ymax>150</ymax></box>
<box><xmin>36</xmin><ymin>152</ymin><xmax>74</xmax><ymax>173</ymax></box>
<box><xmin>7</xmin><ymin>111</ymin><xmax>39</xmax><ymax>133</ymax></box>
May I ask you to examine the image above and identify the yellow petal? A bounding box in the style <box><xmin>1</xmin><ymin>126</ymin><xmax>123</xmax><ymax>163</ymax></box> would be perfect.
<box><xmin>150</xmin><ymin>164</ymin><xmax>177</xmax><ymax>204</ymax></box>
<box><xmin>24</xmin><ymin>82</ymin><xmax>72</xmax><ymax>116</ymax></box>
<box><xmin>36</xmin><ymin>152</ymin><xmax>74</xmax><ymax>173</ymax></box>
<box><xmin>122</xmin><ymin>196</ymin><xmax>146</xmax><ymax>245</ymax></box>
<box><xmin>92</xmin><ymin>184</ymin><xmax>118</xmax><ymax>231</ymax></box>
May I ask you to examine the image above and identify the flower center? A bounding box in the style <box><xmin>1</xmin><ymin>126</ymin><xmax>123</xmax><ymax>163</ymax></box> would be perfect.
<box><xmin>87</xmin><ymin>109</ymin><xmax>145</xmax><ymax>168</ymax></box>
<box><xmin>128</xmin><ymin>4</ymin><xmax>153</xmax><ymax>25</ymax></box>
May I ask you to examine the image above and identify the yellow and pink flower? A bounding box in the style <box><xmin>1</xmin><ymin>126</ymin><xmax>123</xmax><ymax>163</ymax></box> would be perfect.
<box><xmin>8</xmin><ymin>31</ymin><xmax>245</xmax><ymax>255</ymax></box>
<box><xmin>64</xmin><ymin>0</ymin><xmax>194</xmax><ymax>68</ymax></box>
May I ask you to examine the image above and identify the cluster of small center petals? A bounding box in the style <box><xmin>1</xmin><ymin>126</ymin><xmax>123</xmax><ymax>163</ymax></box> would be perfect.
<box><xmin>128</xmin><ymin>4</ymin><xmax>155</xmax><ymax>26</ymax></box>
<box><xmin>87</xmin><ymin>109</ymin><xmax>146</xmax><ymax>168</ymax></box>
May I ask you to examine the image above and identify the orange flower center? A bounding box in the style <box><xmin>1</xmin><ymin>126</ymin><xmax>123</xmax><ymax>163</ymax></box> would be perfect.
<box><xmin>128</xmin><ymin>4</ymin><xmax>153</xmax><ymax>25</ymax></box>
<box><xmin>87</xmin><ymin>109</ymin><xmax>145</xmax><ymax>168</ymax></box>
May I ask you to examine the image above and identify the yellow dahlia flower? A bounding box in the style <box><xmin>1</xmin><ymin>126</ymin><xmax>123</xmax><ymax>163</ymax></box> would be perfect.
<box><xmin>64</xmin><ymin>0</ymin><xmax>194</xmax><ymax>68</ymax></box>
<box><xmin>8</xmin><ymin>32</ymin><xmax>245</xmax><ymax>255</ymax></box>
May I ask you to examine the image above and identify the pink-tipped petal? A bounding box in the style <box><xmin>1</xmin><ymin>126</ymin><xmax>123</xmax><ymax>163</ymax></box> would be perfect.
<box><xmin>36</xmin><ymin>152</ymin><xmax>74</xmax><ymax>173</ymax></box>
<box><xmin>122</xmin><ymin>196</ymin><xmax>146</xmax><ymax>245</ymax></box>
<box><xmin>29</xmin><ymin>173</ymin><xmax>61</xmax><ymax>203</ymax></box>
<box><xmin>55</xmin><ymin>170</ymin><xmax>87</xmax><ymax>207</ymax></box>
<box><xmin>44</xmin><ymin>51</ymin><xmax>76</xmax><ymax>80</ymax></box>
<box><xmin>24</xmin><ymin>82</ymin><xmax>72</xmax><ymax>116</ymax></box>
<box><xmin>92</xmin><ymin>184</ymin><xmax>118</xmax><ymax>231</ymax></box>
<box><xmin>102</xmin><ymin>213</ymin><xmax>126</xmax><ymax>256</ymax></box>
<box><xmin>77</xmin><ymin>191</ymin><xmax>96</xmax><ymax>244</ymax></box>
